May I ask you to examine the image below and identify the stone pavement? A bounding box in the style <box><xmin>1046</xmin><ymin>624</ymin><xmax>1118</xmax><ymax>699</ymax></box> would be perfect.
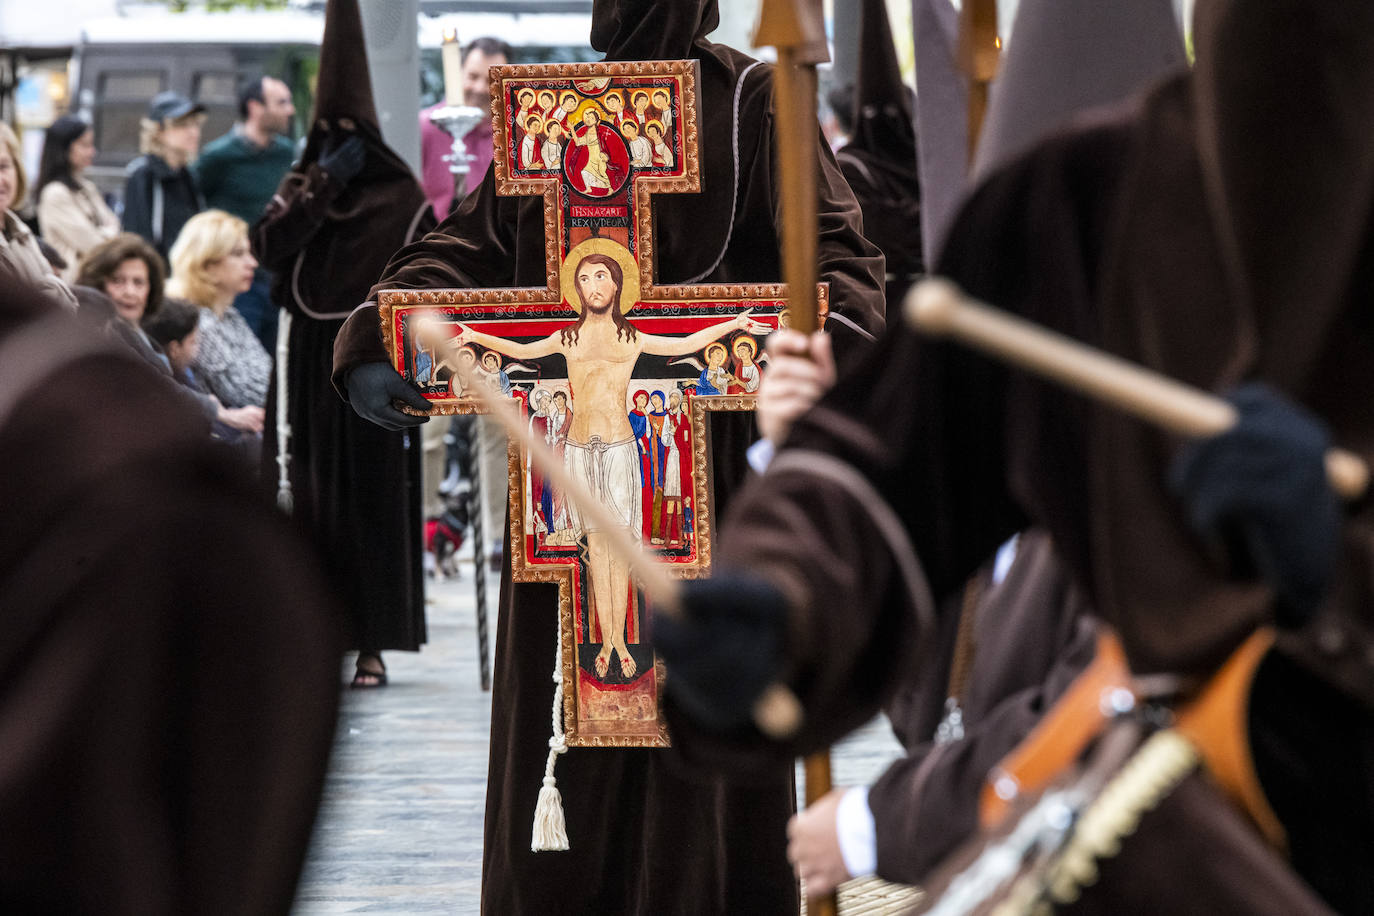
<box><xmin>293</xmin><ymin>549</ymin><xmax>905</xmax><ymax>914</ymax></box>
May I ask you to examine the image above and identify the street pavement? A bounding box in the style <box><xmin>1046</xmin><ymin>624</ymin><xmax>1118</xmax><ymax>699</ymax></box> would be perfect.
<box><xmin>293</xmin><ymin>547</ymin><xmax>904</xmax><ymax>914</ymax></box>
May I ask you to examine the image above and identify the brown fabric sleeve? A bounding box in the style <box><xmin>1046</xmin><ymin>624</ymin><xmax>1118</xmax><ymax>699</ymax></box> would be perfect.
<box><xmin>251</xmin><ymin>164</ymin><xmax>346</xmax><ymax>275</ymax></box>
<box><xmin>868</xmin><ymin>615</ymin><xmax>1098</xmax><ymax>883</ymax></box>
<box><xmin>330</xmin><ymin>167</ymin><xmax>537</xmax><ymax>400</ymax></box>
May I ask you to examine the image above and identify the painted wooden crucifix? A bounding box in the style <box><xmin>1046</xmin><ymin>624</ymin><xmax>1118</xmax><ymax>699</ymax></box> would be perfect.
<box><xmin>377</xmin><ymin>60</ymin><xmax>827</xmax><ymax>748</ymax></box>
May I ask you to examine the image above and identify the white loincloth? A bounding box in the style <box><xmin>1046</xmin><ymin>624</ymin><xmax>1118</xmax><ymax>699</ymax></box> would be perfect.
<box><xmin>563</xmin><ymin>435</ymin><xmax>641</xmax><ymax>536</ymax></box>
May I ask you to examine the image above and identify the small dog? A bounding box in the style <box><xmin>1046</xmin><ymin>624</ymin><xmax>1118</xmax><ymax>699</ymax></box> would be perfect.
<box><xmin>425</xmin><ymin>483</ymin><xmax>470</xmax><ymax>580</ymax></box>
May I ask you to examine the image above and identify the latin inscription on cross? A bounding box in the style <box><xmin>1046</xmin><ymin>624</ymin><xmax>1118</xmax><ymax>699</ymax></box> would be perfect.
<box><xmin>378</xmin><ymin>60</ymin><xmax>828</xmax><ymax>748</ymax></box>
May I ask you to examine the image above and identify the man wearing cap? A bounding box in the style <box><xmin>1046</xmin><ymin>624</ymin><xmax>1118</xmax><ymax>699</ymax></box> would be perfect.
<box><xmin>194</xmin><ymin>76</ymin><xmax>297</xmax><ymax>349</ymax></box>
<box><xmin>122</xmin><ymin>91</ymin><xmax>206</xmax><ymax>263</ymax></box>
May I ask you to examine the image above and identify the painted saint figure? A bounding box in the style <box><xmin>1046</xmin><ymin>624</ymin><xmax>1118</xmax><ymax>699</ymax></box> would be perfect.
<box><xmin>542</xmin><ymin>121</ymin><xmax>565</xmax><ymax>170</ymax></box>
<box><xmin>646</xmin><ymin>121</ymin><xmax>673</xmax><ymax>168</ymax></box>
<box><xmin>697</xmin><ymin>340</ymin><xmax>730</xmax><ymax>394</ymax></box>
<box><xmin>537</xmin><ymin>89</ymin><xmax>557</xmax><ymax>120</ymax></box>
<box><xmin>651</xmin><ymin>88</ymin><xmax>674</xmax><ymax>137</ymax></box>
<box><xmin>449</xmin><ymin>244</ymin><xmax>767</xmax><ymax>681</ymax></box>
<box><xmin>622</xmin><ymin>120</ymin><xmax>652</xmax><ymax>168</ymax></box>
<box><xmin>528</xmin><ymin>388</ymin><xmax>556</xmax><ymax>534</ymax></box>
<box><xmin>728</xmin><ymin>334</ymin><xmax>760</xmax><ymax>393</ymax></box>
<box><xmin>520</xmin><ymin>115</ymin><xmax>543</xmax><ymax>170</ymax></box>
<box><xmin>660</xmin><ymin>389</ymin><xmax>690</xmax><ymax>547</ymax></box>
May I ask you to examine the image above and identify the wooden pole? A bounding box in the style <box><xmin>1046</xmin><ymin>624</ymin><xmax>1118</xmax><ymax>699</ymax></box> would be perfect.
<box><xmin>450</xmin><ymin>364</ymin><xmax>807</xmax><ymax>737</ymax></box>
<box><xmin>905</xmin><ymin>278</ymin><xmax>1370</xmax><ymax>501</ymax></box>
<box><xmin>754</xmin><ymin>3</ymin><xmax>835</xmax><ymax>913</ymax></box>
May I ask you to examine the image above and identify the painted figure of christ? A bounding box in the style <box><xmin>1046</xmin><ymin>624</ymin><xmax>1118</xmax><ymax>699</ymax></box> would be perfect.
<box><xmin>452</xmin><ymin>248</ymin><xmax>766</xmax><ymax>680</ymax></box>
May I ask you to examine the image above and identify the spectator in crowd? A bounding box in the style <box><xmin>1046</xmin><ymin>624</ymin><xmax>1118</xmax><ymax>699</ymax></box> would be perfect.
<box><xmin>77</xmin><ymin>232</ymin><xmax>264</xmax><ymax>437</ymax></box>
<box><xmin>0</xmin><ymin>123</ymin><xmax>77</xmax><ymax>309</ymax></box>
<box><xmin>166</xmin><ymin>210</ymin><xmax>271</xmax><ymax>413</ymax></box>
<box><xmin>35</xmin><ymin>114</ymin><xmax>120</xmax><ymax>282</ymax></box>
<box><xmin>194</xmin><ymin>75</ymin><xmax>297</xmax><ymax>350</ymax></box>
<box><xmin>123</xmin><ymin>91</ymin><xmax>206</xmax><ymax>263</ymax></box>
<box><xmin>143</xmin><ymin>297</ymin><xmax>264</xmax><ymax>458</ymax></box>
<box><xmin>419</xmin><ymin>36</ymin><xmax>511</xmax><ymax>219</ymax></box>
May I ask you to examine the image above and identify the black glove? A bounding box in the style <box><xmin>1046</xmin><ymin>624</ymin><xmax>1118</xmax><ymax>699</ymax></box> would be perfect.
<box><xmin>1169</xmin><ymin>382</ymin><xmax>1340</xmax><ymax>627</ymax></box>
<box><xmin>345</xmin><ymin>361</ymin><xmax>432</xmax><ymax>430</ymax></box>
<box><xmin>319</xmin><ymin>134</ymin><xmax>366</xmax><ymax>184</ymax></box>
<box><xmin>653</xmin><ymin>573</ymin><xmax>789</xmax><ymax>732</ymax></box>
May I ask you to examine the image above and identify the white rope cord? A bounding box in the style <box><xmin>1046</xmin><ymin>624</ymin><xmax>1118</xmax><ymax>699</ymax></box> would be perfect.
<box><xmin>274</xmin><ymin>308</ymin><xmax>294</xmax><ymax>514</ymax></box>
<box><xmin>531</xmin><ymin>624</ymin><xmax>570</xmax><ymax>851</ymax></box>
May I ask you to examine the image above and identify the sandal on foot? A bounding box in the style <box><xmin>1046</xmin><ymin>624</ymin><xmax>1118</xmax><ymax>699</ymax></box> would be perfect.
<box><xmin>351</xmin><ymin>654</ymin><xmax>388</xmax><ymax>689</ymax></box>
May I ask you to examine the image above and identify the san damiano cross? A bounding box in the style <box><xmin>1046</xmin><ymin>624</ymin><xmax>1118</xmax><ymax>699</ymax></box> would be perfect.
<box><xmin>378</xmin><ymin>60</ymin><xmax>828</xmax><ymax>747</ymax></box>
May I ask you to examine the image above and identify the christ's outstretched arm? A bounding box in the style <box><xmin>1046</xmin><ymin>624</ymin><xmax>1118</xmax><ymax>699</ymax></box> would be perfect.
<box><xmin>452</xmin><ymin>324</ymin><xmax>563</xmax><ymax>361</ymax></box>
<box><xmin>640</xmin><ymin>310</ymin><xmax>771</xmax><ymax>357</ymax></box>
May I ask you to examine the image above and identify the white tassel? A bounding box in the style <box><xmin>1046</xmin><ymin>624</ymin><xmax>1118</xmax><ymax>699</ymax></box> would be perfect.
<box><xmin>531</xmin><ymin>634</ymin><xmax>570</xmax><ymax>852</ymax></box>
<box><xmin>532</xmin><ymin>774</ymin><xmax>569</xmax><ymax>851</ymax></box>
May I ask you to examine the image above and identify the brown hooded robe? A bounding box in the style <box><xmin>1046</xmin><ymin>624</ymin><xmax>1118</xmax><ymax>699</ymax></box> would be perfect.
<box><xmin>666</xmin><ymin>0</ymin><xmax>1373</xmax><ymax>910</ymax></box>
<box><xmin>330</xmin><ymin>1</ymin><xmax>885</xmax><ymax>911</ymax></box>
<box><xmin>254</xmin><ymin>0</ymin><xmax>435</xmax><ymax>653</ymax></box>
<box><xmin>0</xmin><ymin>269</ymin><xmax>341</xmax><ymax>914</ymax></box>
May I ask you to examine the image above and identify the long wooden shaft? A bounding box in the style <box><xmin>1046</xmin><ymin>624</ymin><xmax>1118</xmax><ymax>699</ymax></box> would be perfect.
<box><xmin>803</xmin><ymin>752</ymin><xmax>838</xmax><ymax>916</ymax></box>
<box><xmin>450</xmin><ymin>365</ymin><xmax>806</xmax><ymax>737</ymax></box>
<box><xmin>772</xmin><ymin>46</ymin><xmax>820</xmax><ymax>334</ymax></box>
<box><xmin>905</xmin><ymin>279</ymin><xmax>1370</xmax><ymax>500</ymax></box>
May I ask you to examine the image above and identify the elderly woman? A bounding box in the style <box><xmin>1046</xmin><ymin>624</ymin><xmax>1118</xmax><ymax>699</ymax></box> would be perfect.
<box><xmin>0</xmin><ymin>123</ymin><xmax>76</xmax><ymax>309</ymax></box>
<box><xmin>166</xmin><ymin>210</ymin><xmax>270</xmax><ymax>410</ymax></box>
<box><xmin>123</xmin><ymin>92</ymin><xmax>206</xmax><ymax>261</ymax></box>
<box><xmin>36</xmin><ymin>115</ymin><xmax>120</xmax><ymax>281</ymax></box>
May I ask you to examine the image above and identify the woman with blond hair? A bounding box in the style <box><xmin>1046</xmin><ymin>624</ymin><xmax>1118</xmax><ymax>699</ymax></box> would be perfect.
<box><xmin>123</xmin><ymin>91</ymin><xmax>206</xmax><ymax>261</ymax></box>
<box><xmin>167</xmin><ymin>209</ymin><xmax>270</xmax><ymax>410</ymax></box>
<box><xmin>36</xmin><ymin>115</ymin><xmax>120</xmax><ymax>281</ymax></box>
<box><xmin>0</xmin><ymin>123</ymin><xmax>76</xmax><ymax>309</ymax></box>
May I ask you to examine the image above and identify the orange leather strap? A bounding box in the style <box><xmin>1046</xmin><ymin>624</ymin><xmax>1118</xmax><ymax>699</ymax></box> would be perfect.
<box><xmin>978</xmin><ymin>630</ymin><xmax>1132</xmax><ymax>829</ymax></box>
<box><xmin>1174</xmin><ymin>627</ymin><xmax>1286</xmax><ymax>850</ymax></box>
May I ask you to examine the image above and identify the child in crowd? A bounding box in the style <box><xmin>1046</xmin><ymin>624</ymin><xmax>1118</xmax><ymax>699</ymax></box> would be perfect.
<box><xmin>143</xmin><ymin>297</ymin><xmax>261</xmax><ymax>460</ymax></box>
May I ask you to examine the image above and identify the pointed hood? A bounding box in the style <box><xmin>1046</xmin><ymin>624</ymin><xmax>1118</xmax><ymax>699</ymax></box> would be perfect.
<box><xmin>590</xmin><ymin>0</ymin><xmax>720</xmax><ymax>62</ymax></box>
<box><xmin>266</xmin><ymin>0</ymin><xmax>432</xmax><ymax>317</ymax></box>
<box><xmin>846</xmin><ymin>0</ymin><xmax>916</xmax><ymax>169</ymax></box>
<box><xmin>313</xmin><ymin>0</ymin><xmax>379</xmax><ymax>133</ymax></box>
<box><xmin>972</xmin><ymin>0</ymin><xmax>1185</xmax><ymax>180</ymax></box>
<box><xmin>912</xmin><ymin>0</ymin><xmax>968</xmax><ymax>267</ymax></box>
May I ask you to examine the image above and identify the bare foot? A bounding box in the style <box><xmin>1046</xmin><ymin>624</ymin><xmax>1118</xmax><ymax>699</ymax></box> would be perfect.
<box><xmin>594</xmin><ymin>646</ymin><xmax>612</xmax><ymax>678</ymax></box>
<box><xmin>617</xmin><ymin>647</ymin><xmax>637</xmax><ymax>679</ymax></box>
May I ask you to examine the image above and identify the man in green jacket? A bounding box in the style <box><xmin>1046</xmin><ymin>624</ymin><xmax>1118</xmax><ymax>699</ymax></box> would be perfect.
<box><xmin>193</xmin><ymin>75</ymin><xmax>296</xmax><ymax>350</ymax></box>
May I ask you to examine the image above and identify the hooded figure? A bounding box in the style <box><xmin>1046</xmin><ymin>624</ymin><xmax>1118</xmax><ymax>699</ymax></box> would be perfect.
<box><xmin>657</xmin><ymin>0</ymin><xmax>1374</xmax><ymax>910</ymax></box>
<box><xmin>0</xmin><ymin>265</ymin><xmax>340</xmax><ymax>913</ymax></box>
<box><xmin>834</xmin><ymin>0</ymin><xmax>924</xmax><ymax>309</ymax></box>
<box><xmin>330</xmin><ymin>0</ymin><xmax>886</xmax><ymax>910</ymax></box>
<box><xmin>253</xmin><ymin>0</ymin><xmax>436</xmax><ymax>684</ymax></box>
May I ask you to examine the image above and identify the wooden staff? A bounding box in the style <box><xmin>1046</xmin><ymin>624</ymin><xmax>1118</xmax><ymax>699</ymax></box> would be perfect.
<box><xmin>905</xmin><ymin>278</ymin><xmax>1370</xmax><ymax>500</ymax></box>
<box><xmin>957</xmin><ymin>0</ymin><xmax>1001</xmax><ymax>164</ymax></box>
<box><xmin>754</xmin><ymin>2</ymin><xmax>837</xmax><ymax>913</ymax></box>
<box><xmin>450</xmin><ymin>364</ymin><xmax>805</xmax><ymax>739</ymax></box>
<box><xmin>755</xmin><ymin>0</ymin><xmax>828</xmax><ymax>335</ymax></box>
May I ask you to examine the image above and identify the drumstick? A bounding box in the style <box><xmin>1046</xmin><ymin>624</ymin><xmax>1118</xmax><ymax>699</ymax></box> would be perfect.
<box><xmin>905</xmin><ymin>278</ymin><xmax>1370</xmax><ymax>501</ymax></box>
<box><xmin>449</xmin><ymin>363</ymin><xmax>805</xmax><ymax>739</ymax></box>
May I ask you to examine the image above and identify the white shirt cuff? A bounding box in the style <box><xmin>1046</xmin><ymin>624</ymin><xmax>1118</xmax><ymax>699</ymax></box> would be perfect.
<box><xmin>835</xmin><ymin>785</ymin><xmax>878</xmax><ymax>879</ymax></box>
<box><xmin>746</xmin><ymin>437</ymin><xmax>776</xmax><ymax>475</ymax></box>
